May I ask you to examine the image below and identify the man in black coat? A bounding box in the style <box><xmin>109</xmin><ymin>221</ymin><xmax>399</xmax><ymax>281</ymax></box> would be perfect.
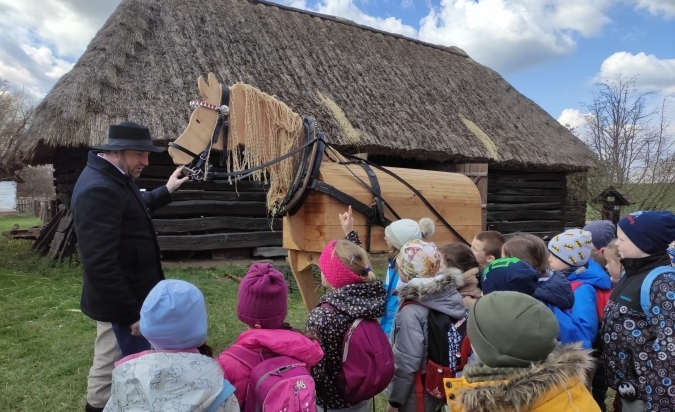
<box><xmin>71</xmin><ymin>121</ymin><xmax>187</xmax><ymax>412</ymax></box>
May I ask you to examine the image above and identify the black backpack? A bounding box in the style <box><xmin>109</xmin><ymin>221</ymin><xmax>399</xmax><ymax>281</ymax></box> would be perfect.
<box><xmin>399</xmin><ymin>301</ymin><xmax>469</xmax><ymax>400</ymax></box>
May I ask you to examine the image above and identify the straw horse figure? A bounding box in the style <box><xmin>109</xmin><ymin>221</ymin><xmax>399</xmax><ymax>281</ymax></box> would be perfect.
<box><xmin>170</xmin><ymin>73</ymin><xmax>482</xmax><ymax>311</ymax></box>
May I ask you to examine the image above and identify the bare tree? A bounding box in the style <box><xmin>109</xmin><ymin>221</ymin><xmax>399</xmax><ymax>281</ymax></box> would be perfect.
<box><xmin>581</xmin><ymin>75</ymin><xmax>675</xmax><ymax>212</ymax></box>
<box><xmin>0</xmin><ymin>79</ymin><xmax>36</xmax><ymax>176</ymax></box>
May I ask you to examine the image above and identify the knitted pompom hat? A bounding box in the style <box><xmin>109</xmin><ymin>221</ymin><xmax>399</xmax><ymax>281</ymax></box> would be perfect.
<box><xmin>548</xmin><ymin>229</ymin><xmax>594</xmax><ymax>267</ymax></box>
<box><xmin>140</xmin><ymin>279</ymin><xmax>207</xmax><ymax>350</ymax></box>
<box><xmin>319</xmin><ymin>240</ymin><xmax>365</xmax><ymax>289</ymax></box>
<box><xmin>237</xmin><ymin>262</ymin><xmax>288</xmax><ymax>329</ymax></box>
<box><xmin>396</xmin><ymin>239</ymin><xmax>441</xmax><ymax>281</ymax></box>
<box><xmin>384</xmin><ymin>217</ymin><xmax>435</xmax><ymax>250</ymax></box>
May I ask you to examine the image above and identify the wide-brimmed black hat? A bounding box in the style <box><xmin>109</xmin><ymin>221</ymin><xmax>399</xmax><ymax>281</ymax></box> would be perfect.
<box><xmin>92</xmin><ymin>121</ymin><xmax>166</xmax><ymax>153</ymax></box>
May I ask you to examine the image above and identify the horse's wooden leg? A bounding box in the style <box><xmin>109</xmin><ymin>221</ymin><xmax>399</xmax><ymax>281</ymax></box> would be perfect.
<box><xmin>288</xmin><ymin>249</ymin><xmax>320</xmax><ymax>312</ymax></box>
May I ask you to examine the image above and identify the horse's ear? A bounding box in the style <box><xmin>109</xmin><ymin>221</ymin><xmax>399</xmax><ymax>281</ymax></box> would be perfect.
<box><xmin>197</xmin><ymin>73</ymin><xmax>222</xmax><ymax>105</ymax></box>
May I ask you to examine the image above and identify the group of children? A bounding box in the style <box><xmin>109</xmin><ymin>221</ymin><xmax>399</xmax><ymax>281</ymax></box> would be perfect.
<box><xmin>100</xmin><ymin>209</ymin><xmax>675</xmax><ymax>412</ymax></box>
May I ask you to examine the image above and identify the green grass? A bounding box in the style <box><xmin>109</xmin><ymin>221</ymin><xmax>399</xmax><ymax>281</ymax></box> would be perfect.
<box><xmin>0</xmin><ymin>214</ymin><xmax>388</xmax><ymax>411</ymax></box>
<box><xmin>0</xmin><ymin>214</ymin><xmax>42</xmax><ymax>233</ymax></box>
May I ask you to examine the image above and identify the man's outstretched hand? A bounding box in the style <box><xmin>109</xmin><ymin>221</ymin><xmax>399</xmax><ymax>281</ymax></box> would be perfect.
<box><xmin>166</xmin><ymin>166</ymin><xmax>189</xmax><ymax>193</ymax></box>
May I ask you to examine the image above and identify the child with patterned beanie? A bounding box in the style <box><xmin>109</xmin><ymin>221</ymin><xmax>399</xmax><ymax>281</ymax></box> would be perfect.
<box><xmin>218</xmin><ymin>263</ymin><xmax>323</xmax><ymax>410</ymax></box>
<box><xmin>386</xmin><ymin>240</ymin><xmax>466</xmax><ymax>412</ymax></box>
<box><xmin>600</xmin><ymin>211</ymin><xmax>675</xmax><ymax>412</ymax></box>
<box><xmin>444</xmin><ymin>291</ymin><xmax>599</xmax><ymax>412</ymax></box>
<box><xmin>306</xmin><ymin>239</ymin><xmax>386</xmax><ymax>412</ymax></box>
<box><xmin>339</xmin><ymin>206</ymin><xmax>437</xmax><ymax>338</ymax></box>
<box><xmin>548</xmin><ymin>228</ymin><xmax>612</xmax><ymax>348</ymax></box>
<box><xmin>104</xmin><ymin>280</ymin><xmax>240</xmax><ymax>412</ymax></box>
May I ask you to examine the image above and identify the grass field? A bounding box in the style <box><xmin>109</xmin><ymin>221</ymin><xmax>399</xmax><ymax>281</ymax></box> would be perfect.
<box><xmin>0</xmin><ymin>214</ymin><xmax>614</xmax><ymax>411</ymax></box>
<box><xmin>0</xmin><ymin>214</ymin><xmax>394</xmax><ymax>411</ymax></box>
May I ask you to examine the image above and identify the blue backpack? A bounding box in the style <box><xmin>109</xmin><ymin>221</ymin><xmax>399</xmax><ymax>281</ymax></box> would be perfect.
<box><xmin>640</xmin><ymin>266</ymin><xmax>675</xmax><ymax>321</ymax></box>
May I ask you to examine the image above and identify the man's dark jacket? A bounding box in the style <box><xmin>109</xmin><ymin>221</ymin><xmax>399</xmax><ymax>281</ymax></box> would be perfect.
<box><xmin>72</xmin><ymin>151</ymin><xmax>171</xmax><ymax>326</ymax></box>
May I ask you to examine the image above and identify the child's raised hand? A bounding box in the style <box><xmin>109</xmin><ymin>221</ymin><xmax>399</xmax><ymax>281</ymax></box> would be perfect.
<box><xmin>339</xmin><ymin>205</ymin><xmax>354</xmax><ymax>235</ymax></box>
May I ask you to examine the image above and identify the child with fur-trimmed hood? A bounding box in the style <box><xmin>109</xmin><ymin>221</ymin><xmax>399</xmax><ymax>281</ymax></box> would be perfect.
<box><xmin>445</xmin><ymin>291</ymin><xmax>599</xmax><ymax>412</ymax></box>
<box><xmin>386</xmin><ymin>240</ymin><xmax>467</xmax><ymax>412</ymax></box>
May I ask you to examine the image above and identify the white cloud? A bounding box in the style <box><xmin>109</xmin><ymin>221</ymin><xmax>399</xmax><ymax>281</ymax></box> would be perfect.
<box><xmin>596</xmin><ymin>52</ymin><xmax>675</xmax><ymax>93</ymax></box>
<box><xmin>557</xmin><ymin>108</ymin><xmax>587</xmax><ymax>130</ymax></box>
<box><xmin>0</xmin><ymin>0</ymin><xmax>120</xmax><ymax>95</ymax></box>
<box><xmin>314</xmin><ymin>0</ymin><xmax>417</xmax><ymax>38</ymax></box>
<box><xmin>631</xmin><ymin>0</ymin><xmax>675</xmax><ymax>18</ymax></box>
<box><xmin>417</xmin><ymin>0</ymin><xmax>615</xmax><ymax>73</ymax></box>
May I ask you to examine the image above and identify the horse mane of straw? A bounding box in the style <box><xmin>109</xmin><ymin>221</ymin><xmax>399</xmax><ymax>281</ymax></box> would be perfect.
<box><xmin>228</xmin><ymin>83</ymin><xmax>303</xmax><ymax>215</ymax></box>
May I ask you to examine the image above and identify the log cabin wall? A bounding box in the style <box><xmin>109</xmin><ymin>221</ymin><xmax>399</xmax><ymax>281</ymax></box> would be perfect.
<box><xmin>486</xmin><ymin>169</ymin><xmax>567</xmax><ymax>239</ymax></box>
<box><xmin>563</xmin><ymin>172</ymin><xmax>588</xmax><ymax>229</ymax></box>
<box><xmin>142</xmin><ymin>152</ymin><xmax>281</xmax><ymax>259</ymax></box>
<box><xmin>49</xmin><ymin>148</ymin><xmax>280</xmax><ymax>259</ymax></box>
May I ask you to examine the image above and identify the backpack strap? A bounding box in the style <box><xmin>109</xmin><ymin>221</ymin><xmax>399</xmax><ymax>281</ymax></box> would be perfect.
<box><xmin>222</xmin><ymin>344</ymin><xmax>255</xmax><ymax>370</ymax></box>
<box><xmin>641</xmin><ymin>266</ymin><xmax>675</xmax><ymax>322</ymax></box>
<box><xmin>205</xmin><ymin>380</ymin><xmax>236</xmax><ymax>412</ymax></box>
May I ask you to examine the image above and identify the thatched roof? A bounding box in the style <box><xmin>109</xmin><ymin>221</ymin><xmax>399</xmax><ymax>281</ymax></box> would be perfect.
<box><xmin>20</xmin><ymin>0</ymin><xmax>596</xmax><ymax>171</ymax></box>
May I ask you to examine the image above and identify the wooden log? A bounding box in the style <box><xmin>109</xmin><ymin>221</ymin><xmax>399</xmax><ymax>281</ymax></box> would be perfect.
<box><xmin>253</xmin><ymin>246</ymin><xmax>288</xmax><ymax>258</ymax></box>
<box><xmin>487</xmin><ymin>220</ymin><xmax>564</xmax><ymax>232</ymax></box>
<box><xmin>487</xmin><ymin>187</ymin><xmax>564</xmax><ymax>197</ymax></box>
<box><xmin>170</xmin><ymin>190</ymin><xmax>267</xmax><ymax>202</ymax></box>
<box><xmin>487</xmin><ymin>195</ymin><xmax>563</xmax><ymax>203</ymax></box>
<box><xmin>489</xmin><ymin>173</ymin><xmax>565</xmax><ymax>182</ymax></box>
<box><xmin>158</xmin><ymin>231</ymin><xmax>283</xmax><ymax>251</ymax></box>
<box><xmin>487</xmin><ymin>209</ymin><xmax>563</xmax><ymax>221</ymax></box>
<box><xmin>151</xmin><ymin>200</ymin><xmax>268</xmax><ymax>217</ymax></box>
<box><xmin>488</xmin><ymin>181</ymin><xmax>565</xmax><ymax>189</ymax></box>
<box><xmin>487</xmin><ymin>202</ymin><xmax>561</xmax><ymax>211</ymax></box>
<box><xmin>153</xmin><ymin>216</ymin><xmax>281</xmax><ymax>233</ymax></box>
<box><xmin>135</xmin><ymin>178</ymin><xmax>267</xmax><ymax>192</ymax></box>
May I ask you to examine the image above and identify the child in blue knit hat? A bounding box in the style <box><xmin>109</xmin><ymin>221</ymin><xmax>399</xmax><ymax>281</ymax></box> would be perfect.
<box><xmin>104</xmin><ymin>280</ymin><xmax>239</xmax><ymax>412</ymax></box>
<box><xmin>547</xmin><ymin>229</ymin><xmax>612</xmax><ymax>349</ymax></box>
<box><xmin>600</xmin><ymin>211</ymin><xmax>675</xmax><ymax>412</ymax></box>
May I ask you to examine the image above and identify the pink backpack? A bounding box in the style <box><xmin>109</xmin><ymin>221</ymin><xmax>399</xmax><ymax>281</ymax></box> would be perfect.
<box><xmin>246</xmin><ymin>356</ymin><xmax>316</xmax><ymax>412</ymax></box>
<box><xmin>322</xmin><ymin>304</ymin><xmax>395</xmax><ymax>404</ymax></box>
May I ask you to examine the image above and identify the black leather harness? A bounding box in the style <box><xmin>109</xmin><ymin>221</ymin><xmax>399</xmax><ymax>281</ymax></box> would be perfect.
<box><xmin>173</xmin><ymin>99</ymin><xmax>469</xmax><ymax>246</ymax></box>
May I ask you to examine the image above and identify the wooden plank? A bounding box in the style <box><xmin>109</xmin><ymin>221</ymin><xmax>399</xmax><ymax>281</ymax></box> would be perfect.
<box><xmin>489</xmin><ymin>181</ymin><xmax>565</xmax><ymax>189</ymax></box>
<box><xmin>33</xmin><ymin>209</ymin><xmax>65</xmax><ymax>253</ymax></box>
<box><xmin>487</xmin><ymin>195</ymin><xmax>563</xmax><ymax>203</ymax></box>
<box><xmin>151</xmin><ymin>200</ymin><xmax>268</xmax><ymax>217</ymax></box>
<box><xmin>170</xmin><ymin>190</ymin><xmax>267</xmax><ymax>202</ymax></box>
<box><xmin>487</xmin><ymin>220</ymin><xmax>564</xmax><ymax>232</ymax></box>
<box><xmin>487</xmin><ymin>209</ymin><xmax>563</xmax><ymax>221</ymax></box>
<box><xmin>135</xmin><ymin>178</ymin><xmax>267</xmax><ymax>192</ymax></box>
<box><xmin>158</xmin><ymin>231</ymin><xmax>283</xmax><ymax>251</ymax></box>
<box><xmin>153</xmin><ymin>216</ymin><xmax>281</xmax><ymax>233</ymax></box>
<box><xmin>487</xmin><ymin>202</ymin><xmax>561</xmax><ymax>211</ymax></box>
<box><xmin>487</xmin><ymin>187</ymin><xmax>563</xmax><ymax>196</ymax></box>
<box><xmin>489</xmin><ymin>173</ymin><xmax>565</xmax><ymax>182</ymax></box>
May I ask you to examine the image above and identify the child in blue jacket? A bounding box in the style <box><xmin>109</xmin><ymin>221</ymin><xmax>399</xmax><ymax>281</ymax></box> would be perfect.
<box><xmin>548</xmin><ymin>229</ymin><xmax>612</xmax><ymax>346</ymax></box>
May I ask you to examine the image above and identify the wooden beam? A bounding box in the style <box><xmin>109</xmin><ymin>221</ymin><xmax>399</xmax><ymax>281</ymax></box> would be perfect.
<box><xmin>487</xmin><ymin>209</ymin><xmax>563</xmax><ymax>221</ymax></box>
<box><xmin>487</xmin><ymin>220</ymin><xmax>564</xmax><ymax>232</ymax></box>
<box><xmin>487</xmin><ymin>202</ymin><xmax>561</xmax><ymax>211</ymax></box>
<box><xmin>153</xmin><ymin>216</ymin><xmax>281</xmax><ymax>233</ymax></box>
<box><xmin>151</xmin><ymin>200</ymin><xmax>268</xmax><ymax>217</ymax></box>
<box><xmin>158</xmin><ymin>231</ymin><xmax>283</xmax><ymax>251</ymax></box>
<box><xmin>170</xmin><ymin>190</ymin><xmax>267</xmax><ymax>202</ymax></box>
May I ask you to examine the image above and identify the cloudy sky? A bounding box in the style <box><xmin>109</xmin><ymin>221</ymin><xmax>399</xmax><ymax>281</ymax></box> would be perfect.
<box><xmin>0</xmin><ymin>0</ymin><xmax>673</xmax><ymax>131</ymax></box>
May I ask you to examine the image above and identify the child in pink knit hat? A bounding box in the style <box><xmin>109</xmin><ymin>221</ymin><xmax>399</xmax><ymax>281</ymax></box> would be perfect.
<box><xmin>307</xmin><ymin>239</ymin><xmax>387</xmax><ymax>411</ymax></box>
<box><xmin>217</xmin><ymin>262</ymin><xmax>323</xmax><ymax>410</ymax></box>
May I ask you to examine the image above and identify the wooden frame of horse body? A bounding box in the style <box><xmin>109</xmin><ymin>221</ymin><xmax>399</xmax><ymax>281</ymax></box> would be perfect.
<box><xmin>171</xmin><ymin>73</ymin><xmax>483</xmax><ymax>311</ymax></box>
